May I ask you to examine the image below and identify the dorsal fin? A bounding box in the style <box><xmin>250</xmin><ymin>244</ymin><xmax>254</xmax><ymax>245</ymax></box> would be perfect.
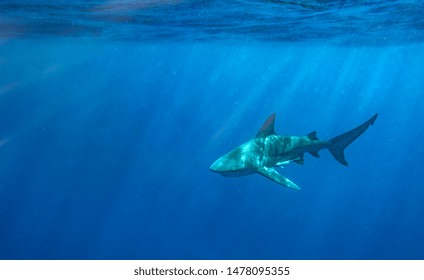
<box><xmin>256</xmin><ymin>113</ymin><xmax>276</xmax><ymax>138</ymax></box>
<box><xmin>307</xmin><ymin>131</ymin><xmax>319</xmax><ymax>141</ymax></box>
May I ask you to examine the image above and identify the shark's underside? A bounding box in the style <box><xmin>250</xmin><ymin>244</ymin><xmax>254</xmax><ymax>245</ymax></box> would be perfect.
<box><xmin>210</xmin><ymin>113</ymin><xmax>378</xmax><ymax>190</ymax></box>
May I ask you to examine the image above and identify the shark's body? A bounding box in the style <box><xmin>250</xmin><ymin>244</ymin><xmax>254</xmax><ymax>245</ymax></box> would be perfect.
<box><xmin>210</xmin><ymin>113</ymin><xmax>378</xmax><ymax>190</ymax></box>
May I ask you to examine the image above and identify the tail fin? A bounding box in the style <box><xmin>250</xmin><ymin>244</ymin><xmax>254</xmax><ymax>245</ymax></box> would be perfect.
<box><xmin>328</xmin><ymin>113</ymin><xmax>378</xmax><ymax>166</ymax></box>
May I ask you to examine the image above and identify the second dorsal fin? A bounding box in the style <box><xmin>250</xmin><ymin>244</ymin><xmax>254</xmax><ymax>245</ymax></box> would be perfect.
<box><xmin>307</xmin><ymin>131</ymin><xmax>319</xmax><ymax>141</ymax></box>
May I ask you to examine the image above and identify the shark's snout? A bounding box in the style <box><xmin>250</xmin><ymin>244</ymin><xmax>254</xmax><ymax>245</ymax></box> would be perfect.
<box><xmin>210</xmin><ymin>158</ymin><xmax>224</xmax><ymax>173</ymax></box>
<box><xmin>210</xmin><ymin>155</ymin><xmax>237</xmax><ymax>174</ymax></box>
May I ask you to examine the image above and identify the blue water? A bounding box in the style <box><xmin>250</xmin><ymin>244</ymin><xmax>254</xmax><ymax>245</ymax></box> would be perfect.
<box><xmin>1</xmin><ymin>1</ymin><xmax>424</xmax><ymax>260</ymax></box>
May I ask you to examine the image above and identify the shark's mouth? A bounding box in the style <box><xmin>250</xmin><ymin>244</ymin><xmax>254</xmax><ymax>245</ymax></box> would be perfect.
<box><xmin>210</xmin><ymin>168</ymin><xmax>254</xmax><ymax>177</ymax></box>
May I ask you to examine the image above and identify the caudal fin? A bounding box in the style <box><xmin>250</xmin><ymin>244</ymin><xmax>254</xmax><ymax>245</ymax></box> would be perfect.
<box><xmin>328</xmin><ymin>113</ymin><xmax>378</xmax><ymax>166</ymax></box>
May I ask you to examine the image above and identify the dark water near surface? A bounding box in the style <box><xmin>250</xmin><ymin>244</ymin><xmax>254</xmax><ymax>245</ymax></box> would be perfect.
<box><xmin>0</xmin><ymin>1</ymin><xmax>424</xmax><ymax>260</ymax></box>
<box><xmin>1</xmin><ymin>0</ymin><xmax>424</xmax><ymax>45</ymax></box>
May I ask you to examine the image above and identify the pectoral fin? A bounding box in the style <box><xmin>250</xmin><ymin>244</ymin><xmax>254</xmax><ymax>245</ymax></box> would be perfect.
<box><xmin>257</xmin><ymin>167</ymin><xmax>301</xmax><ymax>190</ymax></box>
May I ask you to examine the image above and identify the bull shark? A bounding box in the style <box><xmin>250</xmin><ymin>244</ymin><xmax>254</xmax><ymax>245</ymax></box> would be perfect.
<box><xmin>210</xmin><ymin>113</ymin><xmax>378</xmax><ymax>190</ymax></box>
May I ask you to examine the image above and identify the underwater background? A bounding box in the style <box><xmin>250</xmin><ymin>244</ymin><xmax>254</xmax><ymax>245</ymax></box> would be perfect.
<box><xmin>0</xmin><ymin>1</ymin><xmax>424</xmax><ymax>259</ymax></box>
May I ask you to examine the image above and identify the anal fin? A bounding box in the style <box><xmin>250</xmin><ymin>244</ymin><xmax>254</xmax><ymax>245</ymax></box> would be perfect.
<box><xmin>310</xmin><ymin>151</ymin><xmax>320</xmax><ymax>158</ymax></box>
<box><xmin>257</xmin><ymin>167</ymin><xmax>301</xmax><ymax>190</ymax></box>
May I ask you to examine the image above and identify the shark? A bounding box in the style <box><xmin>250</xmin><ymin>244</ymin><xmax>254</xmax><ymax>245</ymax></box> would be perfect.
<box><xmin>210</xmin><ymin>113</ymin><xmax>378</xmax><ymax>190</ymax></box>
